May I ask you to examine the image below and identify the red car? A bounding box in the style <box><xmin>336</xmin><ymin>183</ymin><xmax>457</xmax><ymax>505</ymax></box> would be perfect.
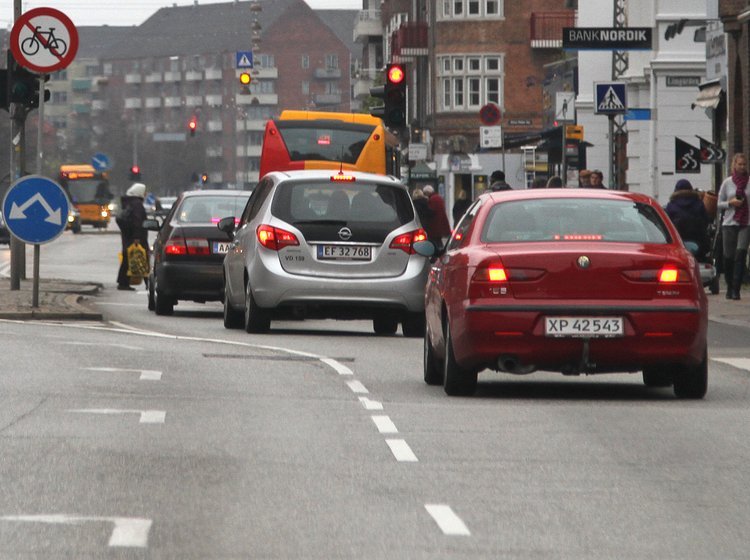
<box><xmin>421</xmin><ymin>189</ymin><xmax>708</xmax><ymax>399</ymax></box>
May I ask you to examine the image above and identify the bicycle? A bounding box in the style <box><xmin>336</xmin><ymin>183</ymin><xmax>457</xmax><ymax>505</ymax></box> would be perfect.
<box><xmin>21</xmin><ymin>27</ymin><xmax>67</xmax><ymax>57</ymax></box>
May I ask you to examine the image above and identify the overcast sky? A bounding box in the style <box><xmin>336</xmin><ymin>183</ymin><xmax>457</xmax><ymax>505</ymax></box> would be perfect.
<box><xmin>1</xmin><ymin>0</ymin><xmax>361</xmax><ymax>28</ymax></box>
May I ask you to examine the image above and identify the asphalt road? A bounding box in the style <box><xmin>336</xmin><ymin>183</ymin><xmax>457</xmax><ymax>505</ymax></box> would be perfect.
<box><xmin>1</xmin><ymin>227</ymin><xmax>750</xmax><ymax>558</ymax></box>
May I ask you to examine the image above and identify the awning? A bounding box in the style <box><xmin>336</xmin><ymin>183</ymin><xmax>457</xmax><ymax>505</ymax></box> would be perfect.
<box><xmin>692</xmin><ymin>79</ymin><xmax>723</xmax><ymax>110</ymax></box>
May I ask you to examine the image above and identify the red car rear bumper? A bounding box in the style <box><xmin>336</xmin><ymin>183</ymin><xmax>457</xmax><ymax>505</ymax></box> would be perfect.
<box><xmin>451</xmin><ymin>301</ymin><xmax>707</xmax><ymax>373</ymax></box>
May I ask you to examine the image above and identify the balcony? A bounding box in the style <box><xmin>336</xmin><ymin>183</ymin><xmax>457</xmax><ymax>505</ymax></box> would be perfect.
<box><xmin>206</xmin><ymin>94</ymin><xmax>223</xmax><ymax>106</ymax></box>
<box><xmin>313</xmin><ymin>93</ymin><xmax>342</xmax><ymax>106</ymax></box>
<box><xmin>125</xmin><ymin>73</ymin><xmax>142</xmax><ymax>84</ymax></box>
<box><xmin>207</xmin><ymin>120</ymin><xmax>223</xmax><ymax>132</ymax></box>
<box><xmin>91</xmin><ymin>100</ymin><xmax>106</xmax><ymax>111</ymax></box>
<box><xmin>207</xmin><ymin>146</ymin><xmax>223</xmax><ymax>157</ymax></box>
<box><xmin>71</xmin><ymin>78</ymin><xmax>92</xmax><ymax>92</ymax></box>
<box><xmin>125</xmin><ymin>98</ymin><xmax>142</xmax><ymax>109</ymax></box>
<box><xmin>314</xmin><ymin>67</ymin><xmax>342</xmax><ymax>79</ymax></box>
<box><xmin>163</xmin><ymin>71</ymin><xmax>181</xmax><ymax>81</ymax></box>
<box><xmin>236</xmin><ymin>119</ymin><xmax>266</xmax><ymax>131</ymax></box>
<box><xmin>145</xmin><ymin>72</ymin><xmax>163</xmax><ymax>83</ymax></box>
<box><xmin>391</xmin><ymin>22</ymin><xmax>428</xmax><ymax>62</ymax></box>
<box><xmin>237</xmin><ymin>93</ymin><xmax>278</xmax><ymax>106</ymax></box>
<box><xmin>185</xmin><ymin>70</ymin><xmax>203</xmax><ymax>81</ymax></box>
<box><xmin>164</xmin><ymin>96</ymin><xmax>181</xmax><ymax>107</ymax></box>
<box><xmin>73</xmin><ymin>103</ymin><xmax>90</xmax><ymax>114</ymax></box>
<box><xmin>530</xmin><ymin>11</ymin><xmax>575</xmax><ymax>48</ymax></box>
<box><xmin>185</xmin><ymin>95</ymin><xmax>203</xmax><ymax>106</ymax></box>
<box><xmin>205</xmin><ymin>67</ymin><xmax>222</xmax><ymax>80</ymax></box>
<box><xmin>237</xmin><ymin>145</ymin><xmax>262</xmax><ymax>157</ymax></box>
<box><xmin>145</xmin><ymin>97</ymin><xmax>162</xmax><ymax>108</ymax></box>
<box><xmin>354</xmin><ymin>9</ymin><xmax>382</xmax><ymax>42</ymax></box>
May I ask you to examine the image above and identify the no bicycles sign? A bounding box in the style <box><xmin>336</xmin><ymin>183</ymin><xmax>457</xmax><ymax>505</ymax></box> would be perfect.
<box><xmin>10</xmin><ymin>7</ymin><xmax>78</xmax><ymax>73</ymax></box>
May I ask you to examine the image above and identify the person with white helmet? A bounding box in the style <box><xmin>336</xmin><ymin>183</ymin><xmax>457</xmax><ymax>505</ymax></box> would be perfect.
<box><xmin>115</xmin><ymin>183</ymin><xmax>148</xmax><ymax>290</ymax></box>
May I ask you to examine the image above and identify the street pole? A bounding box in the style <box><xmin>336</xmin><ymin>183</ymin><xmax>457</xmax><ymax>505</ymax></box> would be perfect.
<box><xmin>9</xmin><ymin>0</ymin><xmax>25</xmax><ymax>290</ymax></box>
<box><xmin>32</xmin><ymin>74</ymin><xmax>47</xmax><ymax>308</ymax></box>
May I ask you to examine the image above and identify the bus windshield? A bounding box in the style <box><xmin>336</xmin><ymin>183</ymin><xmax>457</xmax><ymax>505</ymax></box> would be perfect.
<box><xmin>66</xmin><ymin>179</ymin><xmax>112</xmax><ymax>205</ymax></box>
<box><xmin>276</xmin><ymin>121</ymin><xmax>375</xmax><ymax>164</ymax></box>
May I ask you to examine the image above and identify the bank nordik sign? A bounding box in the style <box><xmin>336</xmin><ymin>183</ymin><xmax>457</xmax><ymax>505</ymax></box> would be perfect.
<box><xmin>563</xmin><ymin>27</ymin><xmax>653</xmax><ymax>50</ymax></box>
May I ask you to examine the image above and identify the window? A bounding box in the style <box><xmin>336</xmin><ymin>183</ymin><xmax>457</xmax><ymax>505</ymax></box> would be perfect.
<box><xmin>302</xmin><ymin>55</ymin><xmax>309</xmax><ymax>69</ymax></box>
<box><xmin>302</xmin><ymin>81</ymin><xmax>309</xmax><ymax>95</ymax></box>
<box><xmin>438</xmin><ymin>54</ymin><xmax>504</xmax><ymax>112</ymax></box>
<box><xmin>256</xmin><ymin>54</ymin><xmax>275</xmax><ymax>68</ymax></box>
<box><xmin>325</xmin><ymin>54</ymin><xmax>339</xmax><ymax>69</ymax></box>
<box><xmin>440</xmin><ymin>0</ymin><xmax>503</xmax><ymax>19</ymax></box>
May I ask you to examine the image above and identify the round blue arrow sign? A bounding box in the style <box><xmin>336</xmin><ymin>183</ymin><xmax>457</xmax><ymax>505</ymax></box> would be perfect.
<box><xmin>2</xmin><ymin>175</ymin><xmax>70</xmax><ymax>244</ymax></box>
<box><xmin>91</xmin><ymin>152</ymin><xmax>111</xmax><ymax>172</ymax></box>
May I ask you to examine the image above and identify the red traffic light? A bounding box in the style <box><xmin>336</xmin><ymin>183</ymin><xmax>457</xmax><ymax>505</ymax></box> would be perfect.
<box><xmin>131</xmin><ymin>165</ymin><xmax>140</xmax><ymax>174</ymax></box>
<box><xmin>387</xmin><ymin>64</ymin><xmax>405</xmax><ymax>85</ymax></box>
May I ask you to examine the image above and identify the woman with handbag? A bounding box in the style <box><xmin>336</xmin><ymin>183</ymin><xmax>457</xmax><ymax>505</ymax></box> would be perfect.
<box><xmin>116</xmin><ymin>182</ymin><xmax>149</xmax><ymax>291</ymax></box>
<box><xmin>717</xmin><ymin>154</ymin><xmax>750</xmax><ymax>300</ymax></box>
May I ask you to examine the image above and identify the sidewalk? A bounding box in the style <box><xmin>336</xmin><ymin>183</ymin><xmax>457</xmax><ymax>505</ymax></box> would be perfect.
<box><xmin>0</xmin><ymin>277</ymin><xmax>104</xmax><ymax>321</ymax></box>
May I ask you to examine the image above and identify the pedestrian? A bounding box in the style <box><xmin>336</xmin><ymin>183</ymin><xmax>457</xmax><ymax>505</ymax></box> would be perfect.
<box><xmin>422</xmin><ymin>185</ymin><xmax>452</xmax><ymax>249</ymax></box>
<box><xmin>411</xmin><ymin>188</ymin><xmax>433</xmax><ymax>228</ymax></box>
<box><xmin>717</xmin><ymin>153</ymin><xmax>750</xmax><ymax>299</ymax></box>
<box><xmin>116</xmin><ymin>182</ymin><xmax>149</xmax><ymax>291</ymax></box>
<box><xmin>489</xmin><ymin>170</ymin><xmax>512</xmax><ymax>191</ymax></box>
<box><xmin>665</xmin><ymin>179</ymin><xmax>711</xmax><ymax>259</ymax></box>
<box><xmin>546</xmin><ymin>175</ymin><xmax>564</xmax><ymax>188</ymax></box>
<box><xmin>530</xmin><ymin>177</ymin><xmax>547</xmax><ymax>189</ymax></box>
<box><xmin>589</xmin><ymin>170</ymin><xmax>607</xmax><ymax>189</ymax></box>
<box><xmin>578</xmin><ymin>169</ymin><xmax>592</xmax><ymax>188</ymax></box>
<box><xmin>452</xmin><ymin>189</ymin><xmax>472</xmax><ymax>224</ymax></box>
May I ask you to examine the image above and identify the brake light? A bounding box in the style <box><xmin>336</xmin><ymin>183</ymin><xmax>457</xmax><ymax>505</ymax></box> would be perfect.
<box><xmin>165</xmin><ymin>237</ymin><xmax>187</xmax><ymax>255</ymax></box>
<box><xmin>165</xmin><ymin>237</ymin><xmax>210</xmax><ymax>256</ymax></box>
<box><xmin>623</xmin><ymin>266</ymin><xmax>690</xmax><ymax>283</ymax></box>
<box><xmin>185</xmin><ymin>238</ymin><xmax>210</xmax><ymax>256</ymax></box>
<box><xmin>553</xmin><ymin>234</ymin><xmax>603</xmax><ymax>241</ymax></box>
<box><xmin>390</xmin><ymin>228</ymin><xmax>427</xmax><ymax>254</ymax></box>
<box><xmin>473</xmin><ymin>266</ymin><xmax>508</xmax><ymax>283</ymax></box>
<box><xmin>330</xmin><ymin>172</ymin><xmax>356</xmax><ymax>182</ymax></box>
<box><xmin>257</xmin><ymin>224</ymin><xmax>300</xmax><ymax>251</ymax></box>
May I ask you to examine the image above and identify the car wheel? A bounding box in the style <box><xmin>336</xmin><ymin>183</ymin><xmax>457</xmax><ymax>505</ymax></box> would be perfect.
<box><xmin>72</xmin><ymin>225</ymin><xmax>81</xmax><ymax>234</ymax></box>
<box><xmin>154</xmin><ymin>279</ymin><xmax>174</xmax><ymax>316</ymax></box>
<box><xmin>223</xmin><ymin>287</ymin><xmax>243</xmax><ymax>329</ymax></box>
<box><xmin>402</xmin><ymin>311</ymin><xmax>425</xmax><ymax>338</ymax></box>
<box><xmin>423</xmin><ymin>322</ymin><xmax>443</xmax><ymax>385</ymax></box>
<box><xmin>244</xmin><ymin>281</ymin><xmax>270</xmax><ymax>333</ymax></box>
<box><xmin>642</xmin><ymin>367</ymin><xmax>673</xmax><ymax>387</ymax></box>
<box><xmin>673</xmin><ymin>351</ymin><xmax>708</xmax><ymax>399</ymax></box>
<box><xmin>147</xmin><ymin>274</ymin><xmax>155</xmax><ymax>311</ymax></box>
<box><xmin>373</xmin><ymin>317</ymin><xmax>398</xmax><ymax>335</ymax></box>
<box><xmin>443</xmin><ymin>322</ymin><xmax>477</xmax><ymax>396</ymax></box>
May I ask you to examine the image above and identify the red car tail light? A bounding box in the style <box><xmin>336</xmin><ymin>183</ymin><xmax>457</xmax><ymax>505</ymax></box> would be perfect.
<box><xmin>165</xmin><ymin>236</ymin><xmax>187</xmax><ymax>255</ymax></box>
<box><xmin>257</xmin><ymin>224</ymin><xmax>300</xmax><ymax>251</ymax></box>
<box><xmin>623</xmin><ymin>266</ymin><xmax>690</xmax><ymax>283</ymax></box>
<box><xmin>185</xmin><ymin>238</ymin><xmax>210</xmax><ymax>256</ymax></box>
<box><xmin>390</xmin><ymin>228</ymin><xmax>428</xmax><ymax>254</ymax></box>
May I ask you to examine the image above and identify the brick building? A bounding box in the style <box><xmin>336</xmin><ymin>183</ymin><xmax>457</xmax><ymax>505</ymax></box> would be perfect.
<box><xmin>720</xmin><ymin>0</ymin><xmax>750</xmax><ymax>162</ymax></box>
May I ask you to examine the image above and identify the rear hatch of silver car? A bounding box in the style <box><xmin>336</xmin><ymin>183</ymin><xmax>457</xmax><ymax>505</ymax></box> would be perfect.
<box><xmin>271</xmin><ymin>178</ymin><xmax>419</xmax><ymax>278</ymax></box>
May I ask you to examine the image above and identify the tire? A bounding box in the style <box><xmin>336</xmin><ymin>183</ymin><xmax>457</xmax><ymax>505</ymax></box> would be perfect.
<box><xmin>154</xmin><ymin>278</ymin><xmax>174</xmax><ymax>316</ymax></box>
<box><xmin>443</xmin><ymin>322</ymin><xmax>477</xmax><ymax>396</ymax></box>
<box><xmin>147</xmin><ymin>274</ymin><xmax>155</xmax><ymax>311</ymax></box>
<box><xmin>373</xmin><ymin>317</ymin><xmax>398</xmax><ymax>335</ymax></box>
<box><xmin>72</xmin><ymin>225</ymin><xmax>81</xmax><ymax>234</ymax></box>
<box><xmin>223</xmin><ymin>287</ymin><xmax>243</xmax><ymax>329</ymax></box>
<box><xmin>642</xmin><ymin>367</ymin><xmax>673</xmax><ymax>388</ymax></box>
<box><xmin>423</xmin><ymin>323</ymin><xmax>443</xmax><ymax>385</ymax></box>
<box><xmin>673</xmin><ymin>351</ymin><xmax>708</xmax><ymax>399</ymax></box>
<box><xmin>244</xmin><ymin>281</ymin><xmax>270</xmax><ymax>333</ymax></box>
<box><xmin>402</xmin><ymin>311</ymin><xmax>426</xmax><ymax>338</ymax></box>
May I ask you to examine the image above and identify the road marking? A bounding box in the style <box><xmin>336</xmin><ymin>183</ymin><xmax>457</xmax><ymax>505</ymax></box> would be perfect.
<box><xmin>713</xmin><ymin>357</ymin><xmax>750</xmax><ymax>371</ymax></box>
<box><xmin>61</xmin><ymin>341</ymin><xmax>143</xmax><ymax>351</ymax></box>
<box><xmin>424</xmin><ymin>505</ymin><xmax>471</xmax><ymax>536</ymax></box>
<box><xmin>385</xmin><ymin>439</ymin><xmax>418</xmax><ymax>462</ymax></box>
<box><xmin>320</xmin><ymin>358</ymin><xmax>353</xmax><ymax>375</ymax></box>
<box><xmin>359</xmin><ymin>397</ymin><xmax>383</xmax><ymax>410</ymax></box>
<box><xmin>346</xmin><ymin>380</ymin><xmax>369</xmax><ymax>394</ymax></box>
<box><xmin>372</xmin><ymin>415</ymin><xmax>398</xmax><ymax>434</ymax></box>
<box><xmin>68</xmin><ymin>409</ymin><xmax>166</xmax><ymax>424</ymax></box>
<box><xmin>0</xmin><ymin>514</ymin><xmax>153</xmax><ymax>547</ymax></box>
<box><xmin>85</xmin><ymin>367</ymin><xmax>162</xmax><ymax>381</ymax></box>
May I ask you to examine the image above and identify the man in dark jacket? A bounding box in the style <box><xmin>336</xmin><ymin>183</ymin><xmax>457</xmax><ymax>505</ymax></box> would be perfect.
<box><xmin>489</xmin><ymin>170</ymin><xmax>512</xmax><ymax>191</ymax></box>
<box><xmin>116</xmin><ymin>182</ymin><xmax>149</xmax><ymax>290</ymax></box>
<box><xmin>665</xmin><ymin>179</ymin><xmax>711</xmax><ymax>258</ymax></box>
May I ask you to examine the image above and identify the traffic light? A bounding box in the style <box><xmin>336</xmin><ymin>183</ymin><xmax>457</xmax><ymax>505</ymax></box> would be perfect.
<box><xmin>370</xmin><ymin>64</ymin><xmax>407</xmax><ymax>129</ymax></box>
<box><xmin>0</xmin><ymin>69</ymin><xmax>8</xmax><ymax>111</ymax></box>
<box><xmin>188</xmin><ymin>116</ymin><xmax>197</xmax><ymax>137</ymax></box>
<box><xmin>200</xmin><ymin>173</ymin><xmax>208</xmax><ymax>184</ymax></box>
<box><xmin>6</xmin><ymin>50</ymin><xmax>50</xmax><ymax>109</ymax></box>
<box><xmin>239</xmin><ymin>71</ymin><xmax>252</xmax><ymax>93</ymax></box>
<box><xmin>129</xmin><ymin>165</ymin><xmax>142</xmax><ymax>181</ymax></box>
<box><xmin>384</xmin><ymin>64</ymin><xmax>406</xmax><ymax>128</ymax></box>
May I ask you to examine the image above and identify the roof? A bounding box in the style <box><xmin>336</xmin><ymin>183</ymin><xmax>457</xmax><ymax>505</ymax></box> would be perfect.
<box><xmin>316</xmin><ymin>10</ymin><xmax>359</xmax><ymax>58</ymax></box>
<box><xmin>76</xmin><ymin>26</ymin><xmax>133</xmax><ymax>59</ymax></box>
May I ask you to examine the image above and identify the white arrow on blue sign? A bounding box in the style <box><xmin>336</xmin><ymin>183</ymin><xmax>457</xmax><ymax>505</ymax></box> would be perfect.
<box><xmin>2</xmin><ymin>175</ymin><xmax>70</xmax><ymax>244</ymax></box>
<box><xmin>92</xmin><ymin>152</ymin><xmax>111</xmax><ymax>172</ymax></box>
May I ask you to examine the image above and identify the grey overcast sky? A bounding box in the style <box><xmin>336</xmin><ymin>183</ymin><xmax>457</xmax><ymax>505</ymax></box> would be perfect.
<box><xmin>1</xmin><ymin>1</ymin><xmax>360</xmax><ymax>28</ymax></box>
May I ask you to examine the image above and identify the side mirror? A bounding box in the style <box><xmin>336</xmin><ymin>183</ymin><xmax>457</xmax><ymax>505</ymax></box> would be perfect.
<box><xmin>142</xmin><ymin>218</ymin><xmax>161</xmax><ymax>231</ymax></box>
<box><xmin>413</xmin><ymin>240</ymin><xmax>436</xmax><ymax>258</ymax></box>
<box><xmin>684</xmin><ymin>240</ymin><xmax>699</xmax><ymax>256</ymax></box>
<box><xmin>218</xmin><ymin>216</ymin><xmax>236</xmax><ymax>238</ymax></box>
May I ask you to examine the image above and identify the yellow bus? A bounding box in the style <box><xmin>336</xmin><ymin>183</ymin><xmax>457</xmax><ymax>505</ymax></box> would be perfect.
<box><xmin>259</xmin><ymin>110</ymin><xmax>401</xmax><ymax>178</ymax></box>
<box><xmin>59</xmin><ymin>164</ymin><xmax>113</xmax><ymax>229</ymax></box>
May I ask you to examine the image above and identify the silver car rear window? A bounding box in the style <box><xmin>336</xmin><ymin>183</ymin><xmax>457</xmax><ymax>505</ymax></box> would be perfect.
<box><xmin>482</xmin><ymin>198</ymin><xmax>671</xmax><ymax>244</ymax></box>
<box><xmin>272</xmin><ymin>182</ymin><xmax>414</xmax><ymax>226</ymax></box>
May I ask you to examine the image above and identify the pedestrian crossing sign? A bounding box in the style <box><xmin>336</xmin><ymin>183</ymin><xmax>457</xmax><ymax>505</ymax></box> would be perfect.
<box><xmin>595</xmin><ymin>82</ymin><xmax>627</xmax><ymax>115</ymax></box>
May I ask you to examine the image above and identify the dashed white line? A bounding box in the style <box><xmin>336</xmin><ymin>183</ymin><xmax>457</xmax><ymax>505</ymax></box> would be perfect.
<box><xmin>320</xmin><ymin>358</ymin><xmax>353</xmax><ymax>375</ymax></box>
<box><xmin>713</xmin><ymin>357</ymin><xmax>750</xmax><ymax>371</ymax></box>
<box><xmin>385</xmin><ymin>438</ymin><xmax>418</xmax><ymax>462</ymax></box>
<box><xmin>68</xmin><ymin>409</ymin><xmax>166</xmax><ymax>424</ymax></box>
<box><xmin>85</xmin><ymin>367</ymin><xmax>162</xmax><ymax>381</ymax></box>
<box><xmin>0</xmin><ymin>515</ymin><xmax>153</xmax><ymax>548</ymax></box>
<box><xmin>346</xmin><ymin>380</ymin><xmax>369</xmax><ymax>394</ymax></box>
<box><xmin>359</xmin><ymin>396</ymin><xmax>383</xmax><ymax>410</ymax></box>
<box><xmin>425</xmin><ymin>505</ymin><xmax>471</xmax><ymax>536</ymax></box>
<box><xmin>372</xmin><ymin>415</ymin><xmax>398</xmax><ymax>434</ymax></box>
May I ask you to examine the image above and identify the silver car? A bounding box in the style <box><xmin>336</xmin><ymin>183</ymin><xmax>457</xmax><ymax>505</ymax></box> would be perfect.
<box><xmin>220</xmin><ymin>170</ymin><xmax>431</xmax><ymax>336</ymax></box>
